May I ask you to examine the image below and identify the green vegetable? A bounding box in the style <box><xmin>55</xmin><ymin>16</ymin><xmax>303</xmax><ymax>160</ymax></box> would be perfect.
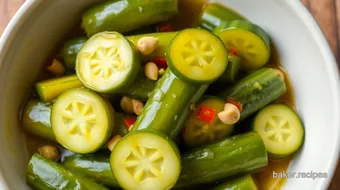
<box><xmin>114</xmin><ymin>112</ymin><xmax>136</xmax><ymax>137</ymax></box>
<box><xmin>63</xmin><ymin>154</ymin><xmax>119</xmax><ymax>188</ymax></box>
<box><xmin>110</xmin><ymin>130</ymin><xmax>181</xmax><ymax>190</ymax></box>
<box><xmin>59</xmin><ymin>32</ymin><xmax>177</xmax><ymax>70</ymax></box>
<box><xmin>214</xmin><ymin>20</ymin><xmax>271</xmax><ymax>70</ymax></box>
<box><xmin>60</xmin><ymin>36</ymin><xmax>88</xmax><ymax>70</ymax></box>
<box><xmin>199</xmin><ymin>3</ymin><xmax>246</xmax><ymax>32</ymax></box>
<box><xmin>82</xmin><ymin>0</ymin><xmax>179</xmax><ymax>36</ymax></box>
<box><xmin>253</xmin><ymin>104</ymin><xmax>304</xmax><ymax>158</ymax></box>
<box><xmin>121</xmin><ymin>75</ymin><xmax>157</xmax><ymax>101</ymax></box>
<box><xmin>27</xmin><ymin>154</ymin><xmax>109</xmax><ymax>190</ymax></box>
<box><xmin>182</xmin><ymin>97</ymin><xmax>233</xmax><ymax>147</ymax></box>
<box><xmin>218</xmin><ymin>55</ymin><xmax>242</xmax><ymax>83</ymax></box>
<box><xmin>60</xmin><ymin>133</ymin><xmax>264</xmax><ymax>189</ymax></box>
<box><xmin>22</xmin><ymin>99</ymin><xmax>134</xmax><ymax>141</ymax></box>
<box><xmin>125</xmin><ymin>25</ymin><xmax>157</xmax><ymax>36</ymax></box>
<box><xmin>212</xmin><ymin>175</ymin><xmax>258</xmax><ymax>190</ymax></box>
<box><xmin>37</xmin><ymin>74</ymin><xmax>154</xmax><ymax>101</ymax></box>
<box><xmin>167</xmin><ymin>28</ymin><xmax>228</xmax><ymax>84</ymax></box>
<box><xmin>176</xmin><ymin>132</ymin><xmax>268</xmax><ymax>188</ymax></box>
<box><xmin>218</xmin><ymin>67</ymin><xmax>287</xmax><ymax>121</ymax></box>
<box><xmin>127</xmin><ymin>32</ymin><xmax>178</xmax><ymax>61</ymax></box>
<box><xmin>36</xmin><ymin>75</ymin><xmax>83</xmax><ymax>103</ymax></box>
<box><xmin>76</xmin><ymin>32</ymin><xmax>141</xmax><ymax>94</ymax></box>
<box><xmin>131</xmin><ymin>69</ymin><xmax>208</xmax><ymax>139</ymax></box>
<box><xmin>22</xmin><ymin>100</ymin><xmax>55</xmax><ymax>141</ymax></box>
<box><xmin>51</xmin><ymin>88</ymin><xmax>114</xmax><ymax>154</ymax></box>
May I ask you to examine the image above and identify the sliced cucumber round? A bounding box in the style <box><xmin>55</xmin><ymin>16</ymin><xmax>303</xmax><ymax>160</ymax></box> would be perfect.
<box><xmin>76</xmin><ymin>32</ymin><xmax>141</xmax><ymax>93</ymax></box>
<box><xmin>253</xmin><ymin>104</ymin><xmax>304</xmax><ymax>158</ymax></box>
<box><xmin>183</xmin><ymin>97</ymin><xmax>234</xmax><ymax>147</ymax></box>
<box><xmin>167</xmin><ymin>28</ymin><xmax>228</xmax><ymax>84</ymax></box>
<box><xmin>214</xmin><ymin>20</ymin><xmax>271</xmax><ymax>70</ymax></box>
<box><xmin>110</xmin><ymin>130</ymin><xmax>181</xmax><ymax>190</ymax></box>
<box><xmin>51</xmin><ymin>88</ymin><xmax>115</xmax><ymax>154</ymax></box>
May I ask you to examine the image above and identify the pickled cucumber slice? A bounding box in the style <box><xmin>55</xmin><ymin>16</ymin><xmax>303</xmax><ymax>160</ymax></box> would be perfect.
<box><xmin>110</xmin><ymin>130</ymin><xmax>181</xmax><ymax>190</ymax></box>
<box><xmin>253</xmin><ymin>104</ymin><xmax>304</xmax><ymax>158</ymax></box>
<box><xmin>215</xmin><ymin>20</ymin><xmax>271</xmax><ymax>70</ymax></box>
<box><xmin>167</xmin><ymin>28</ymin><xmax>228</xmax><ymax>84</ymax></box>
<box><xmin>51</xmin><ymin>88</ymin><xmax>115</xmax><ymax>153</ymax></box>
<box><xmin>76</xmin><ymin>32</ymin><xmax>141</xmax><ymax>93</ymax></box>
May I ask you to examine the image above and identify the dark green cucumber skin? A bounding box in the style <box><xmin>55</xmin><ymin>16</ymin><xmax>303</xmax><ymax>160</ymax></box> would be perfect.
<box><xmin>112</xmin><ymin>112</ymin><xmax>136</xmax><ymax>137</ymax></box>
<box><xmin>82</xmin><ymin>0</ymin><xmax>179</xmax><ymax>36</ymax></box>
<box><xmin>22</xmin><ymin>99</ymin><xmax>134</xmax><ymax>141</ymax></box>
<box><xmin>37</xmin><ymin>74</ymin><xmax>154</xmax><ymax>101</ymax></box>
<box><xmin>59</xmin><ymin>133</ymin><xmax>262</xmax><ymax>189</ymax></box>
<box><xmin>131</xmin><ymin>69</ymin><xmax>208</xmax><ymax>139</ymax></box>
<box><xmin>27</xmin><ymin>154</ymin><xmax>109</xmax><ymax>190</ymax></box>
<box><xmin>63</xmin><ymin>154</ymin><xmax>120</xmax><ymax>188</ymax></box>
<box><xmin>60</xmin><ymin>36</ymin><xmax>88</xmax><ymax>71</ymax></box>
<box><xmin>212</xmin><ymin>175</ymin><xmax>258</xmax><ymax>190</ymax></box>
<box><xmin>218</xmin><ymin>55</ymin><xmax>242</xmax><ymax>83</ymax></box>
<box><xmin>120</xmin><ymin>76</ymin><xmax>156</xmax><ymax>101</ymax></box>
<box><xmin>124</xmin><ymin>25</ymin><xmax>157</xmax><ymax>36</ymax></box>
<box><xmin>176</xmin><ymin>132</ymin><xmax>268</xmax><ymax>188</ymax></box>
<box><xmin>199</xmin><ymin>3</ymin><xmax>246</xmax><ymax>32</ymax></box>
<box><xmin>22</xmin><ymin>100</ymin><xmax>55</xmax><ymax>141</ymax></box>
<box><xmin>218</xmin><ymin>68</ymin><xmax>287</xmax><ymax>121</ymax></box>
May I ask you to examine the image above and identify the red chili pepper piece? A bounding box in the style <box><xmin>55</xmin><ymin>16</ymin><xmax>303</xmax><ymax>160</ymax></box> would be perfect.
<box><xmin>197</xmin><ymin>106</ymin><xmax>216</xmax><ymax>123</ymax></box>
<box><xmin>124</xmin><ymin>117</ymin><xmax>137</xmax><ymax>129</ymax></box>
<box><xmin>229</xmin><ymin>48</ymin><xmax>239</xmax><ymax>56</ymax></box>
<box><xmin>153</xmin><ymin>57</ymin><xmax>167</xmax><ymax>68</ymax></box>
<box><xmin>158</xmin><ymin>23</ymin><xmax>174</xmax><ymax>32</ymax></box>
<box><xmin>227</xmin><ymin>98</ymin><xmax>243</xmax><ymax>112</ymax></box>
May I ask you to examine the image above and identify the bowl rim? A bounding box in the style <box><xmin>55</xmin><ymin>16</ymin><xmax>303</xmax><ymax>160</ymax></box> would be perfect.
<box><xmin>286</xmin><ymin>1</ymin><xmax>340</xmax><ymax>189</ymax></box>
<box><xmin>0</xmin><ymin>0</ymin><xmax>43</xmax><ymax>189</ymax></box>
<box><xmin>0</xmin><ymin>0</ymin><xmax>339</xmax><ymax>189</ymax></box>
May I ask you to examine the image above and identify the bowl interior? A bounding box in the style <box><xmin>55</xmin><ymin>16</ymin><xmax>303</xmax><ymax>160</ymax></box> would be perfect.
<box><xmin>221</xmin><ymin>0</ymin><xmax>340</xmax><ymax>189</ymax></box>
<box><xmin>0</xmin><ymin>0</ymin><xmax>339</xmax><ymax>189</ymax></box>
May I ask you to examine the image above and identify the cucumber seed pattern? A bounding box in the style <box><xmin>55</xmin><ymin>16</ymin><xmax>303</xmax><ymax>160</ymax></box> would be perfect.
<box><xmin>90</xmin><ymin>46</ymin><xmax>126</xmax><ymax>78</ymax></box>
<box><xmin>62</xmin><ymin>102</ymin><xmax>96</xmax><ymax>136</ymax></box>
<box><xmin>265</xmin><ymin>115</ymin><xmax>291</xmax><ymax>143</ymax></box>
<box><xmin>124</xmin><ymin>146</ymin><xmax>164</xmax><ymax>182</ymax></box>
<box><xmin>182</xmin><ymin>40</ymin><xmax>215</xmax><ymax>68</ymax></box>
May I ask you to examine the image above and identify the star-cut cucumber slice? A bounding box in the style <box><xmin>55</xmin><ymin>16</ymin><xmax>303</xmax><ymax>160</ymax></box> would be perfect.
<box><xmin>76</xmin><ymin>31</ymin><xmax>141</xmax><ymax>93</ymax></box>
<box><xmin>110</xmin><ymin>130</ymin><xmax>181</xmax><ymax>190</ymax></box>
<box><xmin>51</xmin><ymin>88</ymin><xmax>115</xmax><ymax>154</ymax></box>
<box><xmin>252</xmin><ymin>104</ymin><xmax>304</xmax><ymax>158</ymax></box>
<box><xmin>167</xmin><ymin>28</ymin><xmax>228</xmax><ymax>84</ymax></box>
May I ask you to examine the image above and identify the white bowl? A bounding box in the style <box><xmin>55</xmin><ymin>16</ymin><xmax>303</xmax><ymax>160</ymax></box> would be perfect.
<box><xmin>0</xmin><ymin>0</ymin><xmax>339</xmax><ymax>189</ymax></box>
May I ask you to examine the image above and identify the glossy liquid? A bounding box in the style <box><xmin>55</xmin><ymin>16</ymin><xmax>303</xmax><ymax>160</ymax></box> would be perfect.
<box><xmin>23</xmin><ymin>0</ymin><xmax>293</xmax><ymax>189</ymax></box>
<box><xmin>171</xmin><ymin>1</ymin><xmax>295</xmax><ymax>189</ymax></box>
<box><xmin>254</xmin><ymin>156</ymin><xmax>292</xmax><ymax>190</ymax></box>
